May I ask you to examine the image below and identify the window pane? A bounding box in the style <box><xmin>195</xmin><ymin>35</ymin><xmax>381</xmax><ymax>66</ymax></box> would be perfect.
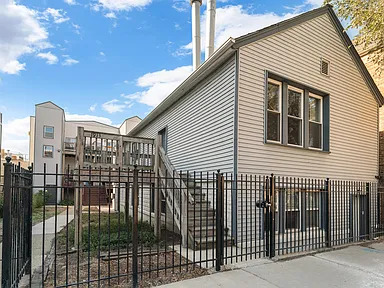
<box><xmin>288</xmin><ymin>89</ymin><xmax>302</xmax><ymax>117</ymax></box>
<box><xmin>43</xmin><ymin>145</ymin><xmax>53</xmax><ymax>157</ymax></box>
<box><xmin>306</xmin><ymin>193</ymin><xmax>319</xmax><ymax>209</ymax></box>
<box><xmin>267</xmin><ymin>111</ymin><xmax>280</xmax><ymax>142</ymax></box>
<box><xmin>286</xmin><ymin>190</ymin><xmax>299</xmax><ymax>210</ymax></box>
<box><xmin>44</xmin><ymin>126</ymin><xmax>54</xmax><ymax>138</ymax></box>
<box><xmin>309</xmin><ymin>97</ymin><xmax>321</xmax><ymax>122</ymax></box>
<box><xmin>288</xmin><ymin>117</ymin><xmax>302</xmax><ymax>146</ymax></box>
<box><xmin>268</xmin><ymin>82</ymin><xmax>280</xmax><ymax>111</ymax></box>
<box><xmin>306</xmin><ymin>210</ymin><xmax>319</xmax><ymax>228</ymax></box>
<box><xmin>309</xmin><ymin>122</ymin><xmax>322</xmax><ymax>149</ymax></box>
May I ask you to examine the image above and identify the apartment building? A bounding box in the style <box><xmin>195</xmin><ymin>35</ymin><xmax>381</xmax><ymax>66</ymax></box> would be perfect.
<box><xmin>29</xmin><ymin>101</ymin><xmax>141</xmax><ymax>202</ymax></box>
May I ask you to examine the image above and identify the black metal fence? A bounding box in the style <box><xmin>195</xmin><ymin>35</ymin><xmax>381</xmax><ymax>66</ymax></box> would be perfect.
<box><xmin>2</xmin><ymin>163</ymin><xmax>384</xmax><ymax>287</ymax></box>
<box><xmin>1</xmin><ymin>158</ymin><xmax>33</xmax><ymax>288</ymax></box>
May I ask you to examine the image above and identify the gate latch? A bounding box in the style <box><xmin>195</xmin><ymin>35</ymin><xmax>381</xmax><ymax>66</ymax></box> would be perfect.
<box><xmin>256</xmin><ymin>200</ymin><xmax>271</xmax><ymax>208</ymax></box>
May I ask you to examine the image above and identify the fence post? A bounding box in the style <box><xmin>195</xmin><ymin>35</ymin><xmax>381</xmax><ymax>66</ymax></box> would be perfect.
<box><xmin>132</xmin><ymin>166</ymin><xmax>139</xmax><ymax>288</ymax></box>
<box><xmin>215</xmin><ymin>171</ymin><xmax>224</xmax><ymax>271</ymax></box>
<box><xmin>2</xmin><ymin>157</ymin><xmax>12</xmax><ymax>288</ymax></box>
<box><xmin>265</xmin><ymin>176</ymin><xmax>270</xmax><ymax>257</ymax></box>
<box><xmin>326</xmin><ymin>178</ymin><xmax>331</xmax><ymax>248</ymax></box>
<box><xmin>153</xmin><ymin>134</ymin><xmax>161</xmax><ymax>238</ymax></box>
<box><xmin>366</xmin><ymin>182</ymin><xmax>372</xmax><ymax>240</ymax></box>
<box><xmin>26</xmin><ymin>165</ymin><xmax>33</xmax><ymax>280</ymax></box>
<box><xmin>269</xmin><ymin>174</ymin><xmax>276</xmax><ymax>258</ymax></box>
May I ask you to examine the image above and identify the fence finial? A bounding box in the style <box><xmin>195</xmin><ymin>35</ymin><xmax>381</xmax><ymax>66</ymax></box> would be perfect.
<box><xmin>5</xmin><ymin>156</ymin><xmax>11</xmax><ymax>164</ymax></box>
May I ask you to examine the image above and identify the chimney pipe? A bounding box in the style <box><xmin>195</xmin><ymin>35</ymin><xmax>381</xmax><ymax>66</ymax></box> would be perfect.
<box><xmin>205</xmin><ymin>0</ymin><xmax>216</xmax><ymax>60</ymax></box>
<box><xmin>191</xmin><ymin>0</ymin><xmax>202</xmax><ymax>70</ymax></box>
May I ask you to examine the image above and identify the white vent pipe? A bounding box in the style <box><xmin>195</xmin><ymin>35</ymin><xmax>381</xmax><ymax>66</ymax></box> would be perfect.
<box><xmin>191</xmin><ymin>0</ymin><xmax>202</xmax><ymax>70</ymax></box>
<box><xmin>205</xmin><ymin>0</ymin><xmax>216</xmax><ymax>60</ymax></box>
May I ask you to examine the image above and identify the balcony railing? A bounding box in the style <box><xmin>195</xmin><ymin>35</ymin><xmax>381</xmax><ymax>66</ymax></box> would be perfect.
<box><xmin>77</xmin><ymin>128</ymin><xmax>155</xmax><ymax>169</ymax></box>
<box><xmin>64</xmin><ymin>137</ymin><xmax>76</xmax><ymax>152</ymax></box>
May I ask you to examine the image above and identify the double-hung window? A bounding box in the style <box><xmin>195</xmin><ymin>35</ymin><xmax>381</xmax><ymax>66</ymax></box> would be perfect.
<box><xmin>265</xmin><ymin>74</ymin><xmax>329</xmax><ymax>151</ymax></box>
<box><xmin>43</xmin><ymin>126</ymin><xmax>54</xmax><ymax>139</ymax></box>
<box><xmin>287</xmin><ymin>86</ymin><xmax>303</xmax><ymax>146</ymax></box>
<box><xmin>267</xmin><ymin>79</ymin><xmax>282</xmax><ymax>142</ymax></box>
<box><xmin>309</xmin><ymin>93</ymin><xmax>323</xmax><ymax>149</ymax></box>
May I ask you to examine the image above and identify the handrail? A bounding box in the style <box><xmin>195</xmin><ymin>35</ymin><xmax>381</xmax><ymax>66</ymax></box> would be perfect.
<box><xmin>158</xmin><ymin>146</ymin><xmax>194</xmax><ymax>205</ymax></box>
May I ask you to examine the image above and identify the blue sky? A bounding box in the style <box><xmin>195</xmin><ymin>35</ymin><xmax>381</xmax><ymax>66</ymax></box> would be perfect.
<box><xmin>1</xmin><ymin>0</ymin><xmax>350</xmax><ymax>155</ymax></box>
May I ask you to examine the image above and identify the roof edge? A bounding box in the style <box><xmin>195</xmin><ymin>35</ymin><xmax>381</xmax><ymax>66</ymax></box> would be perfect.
<box><xmin>129</xmin><ymin>38</ymin><xmax>236</xmax><ymax>136</ymax></box>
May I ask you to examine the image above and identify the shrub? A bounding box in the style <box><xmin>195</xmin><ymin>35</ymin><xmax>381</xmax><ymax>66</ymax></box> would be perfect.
<box><xmin>33</xmin><ymin>190</ymin><xmax>50</xmax><ymax>210</ymax></box>
<box><xmin>59</xmin><ymin>199</ymin><xmax>74</xmax><ymax>206</ymax></box>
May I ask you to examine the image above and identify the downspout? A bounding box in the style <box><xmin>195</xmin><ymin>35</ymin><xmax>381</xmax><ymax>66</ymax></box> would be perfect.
<box><xmin>232</xmin><ymin>49</ymin><xmax>239</xmax><ymax>239</ymax></box>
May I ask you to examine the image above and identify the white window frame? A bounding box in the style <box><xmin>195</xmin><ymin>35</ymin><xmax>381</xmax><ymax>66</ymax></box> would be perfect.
<box><xmin>43</xmin><ymin>145</ymin><xmax>54</xmax><ymax>158</ymax></box>
<box><xmin>308</xmin><ymin>93</ymin><xmax>323</xmax><ymax>150</ymax></box>
<box><xmin>43</xmin><ymin>126</ymin><xmax>54</xmax><ymax>139</ymax></box>
<box><xmin>287</xmin><ymin>85</ymin><xmax>304</xmax><ymax>147</ymax></box>
<box><xmin>266</xmin><ymin>78</ymin><xmax>282</xmax><ymax>144</ymax></box>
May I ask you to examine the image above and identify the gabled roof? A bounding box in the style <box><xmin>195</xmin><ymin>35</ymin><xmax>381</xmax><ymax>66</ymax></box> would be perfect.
<box><xmin>130</xmin><ymin>5</ymin><xmax>384</xmax><ymax>135</ymax></box>
<box><xmin>35</xmin><ymin>101</ymin><xmax>65</xmax><ymax>111</ymax></box>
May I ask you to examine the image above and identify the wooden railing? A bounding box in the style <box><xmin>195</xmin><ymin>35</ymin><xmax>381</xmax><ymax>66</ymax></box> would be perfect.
<box><xmin>156</xmin><ymin>145</ymin><xmax>193</xmax><ymax>247</ymax></box>
<box><xmin>76</xmin><ymin>127</ymin><xmax>155</xmax><ymax>170</ymax></box>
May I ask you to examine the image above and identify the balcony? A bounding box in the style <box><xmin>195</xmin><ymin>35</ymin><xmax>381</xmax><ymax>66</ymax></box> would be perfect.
<box><xmin>64</xmin><ymin>137</ymin><xmax>76</xmax><ymax>155</ymax></box>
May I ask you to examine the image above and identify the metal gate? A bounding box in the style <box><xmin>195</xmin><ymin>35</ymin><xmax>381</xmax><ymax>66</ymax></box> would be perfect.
<box><xmin>1</xmin><ymin>157</ymin><xmax>33</xmax><ymax>288</ymax></box>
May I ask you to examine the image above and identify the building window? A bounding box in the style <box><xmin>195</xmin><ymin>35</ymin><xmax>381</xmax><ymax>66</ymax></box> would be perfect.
<box><xmin>287</xmin><ymin>86</ymin><xmax>303</xmax><ymax>146</ymax></box>
<box><xmin>43</xmin><ymin>126</ymin><xmax>54</xmax><ymax>139</ymax></box>
<box><xmin>309</xmin><ymin>94</ymin><xmax>323</xmax><ymax>149</ymax></box>
<box><xmin>265</xmin><ymin>73</ymin><xmax>329</xmax><ymax>151</ymax></box>
<box><xmin>305</xmin><ymin>192</ymin><xmax>320</xmax><ymax>228</ymax></box>
<box><xmin>267</xmin><ymin>79</ymin><xmax>281</xmax><ymax>142</ymax></box>
<box><xmin>43</xmin><ymin>145</ymin><xmax>54</xmax><ymax>158</ymax></box>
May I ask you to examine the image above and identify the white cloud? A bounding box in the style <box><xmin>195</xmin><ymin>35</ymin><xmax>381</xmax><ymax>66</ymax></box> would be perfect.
<box><xmin>89</xmin><ymin>103</ymin><xmax>97</xmax><ymax>112</ymax></box>
<box><xmin>42</xmin><ymin>8</ymin><xmax>70</xmax><ymax>24</ymax></box>
<box><xmin>0</xmin><ymin>0</ymin><xmax>49</xmax><ymax>74</ymax></box>
<box><xmin>62</xmin><ymin>55</ymin><xmax>79</xmax><ymax>66</ymax></box>
<box><xmin>72</xmin><ymin>23</ymin><xmax>81</xmax><ymax>34</ymax></box>
<box><xmin>65</xmin><ymin>113</ymin><xmax>113</xmax><ymax>125</ymax></box>
<box><xmin>95</xmin><ymin>0</ymin><xmax>152</xmax><ymax>12</ymax></box>
<box><xmin>177</xmin><ymin>5</ymin><xmax>299</xmax><ymax>56</ymax></box>
<box><xmin>64</xmin><ymin>0</ymin><xmax>77</xmax><ymax>5</ymax></box>
<box><xmin>2</xmin><ymin>116</ymin><xmax>30</xmax><ymax>155</ymax></box>
<box><xmin>104</xmin><ymin>12</ymin><xmax>117</xmax><ymax>18</ymax></box>
<box><xmin>102</xmin><ymin>99</ymin><xmax>129</xmax><ymax>113</ymax></box>
<box><xmin>99</xmin><ymin>52</ymin><xmax>105</xmax><ymax>56</ymax></box>
<box><xmin>37</xmin><ymin>51</ymin><xmax>58</xmax><ymax>65</ymax></box>
<box><xmin>123</xmin><ymin>65</ymin><xmax>193</xmax><ymax>107</ymax></box>
<box><xmin>172</xmin><ymin>0</ymin><xmax>189</xmax><ymax>12</ymax></box>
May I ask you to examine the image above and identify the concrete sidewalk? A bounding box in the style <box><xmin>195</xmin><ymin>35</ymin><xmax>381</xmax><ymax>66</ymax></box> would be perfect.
<box><xmin>160</xmin><ymin>242</ymin><xmax>384</xmax><ymax>288</ymax></box>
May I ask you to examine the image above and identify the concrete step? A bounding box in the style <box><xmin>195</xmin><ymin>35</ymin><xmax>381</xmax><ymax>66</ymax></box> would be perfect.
<box><xmin>188</xmin><ymin>216</ymin><xmax>215</xmax><ymax>226</ymax></box>
<box><xmin>190</xmin><ymin>225</ymin><xmax>216</xmax><ymax>237</ymax></box>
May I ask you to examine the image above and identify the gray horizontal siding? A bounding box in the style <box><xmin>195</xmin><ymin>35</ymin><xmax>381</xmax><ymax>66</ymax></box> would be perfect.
<box><xmin>237</xmin><ymin>13</ymin><xmax>379</xmax><ymax>181</ymax></box>
<box><xmin>134</xmin><ymin>55</ymin><xmax>236</xmax><ymax>173</ymax></box>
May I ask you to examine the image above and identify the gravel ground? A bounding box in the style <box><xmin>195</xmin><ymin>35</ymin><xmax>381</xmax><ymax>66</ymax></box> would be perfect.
<box><xmin>44</xmin><ymin>249</ymin><xmax>208</xmax><ymax>287</ymax></box>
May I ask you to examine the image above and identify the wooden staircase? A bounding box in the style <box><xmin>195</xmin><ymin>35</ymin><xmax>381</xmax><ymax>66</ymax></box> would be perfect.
<box><xmin>156</xmin><ymin>146</ymin><xmax>232</xmax><ymax>249</ymax></box>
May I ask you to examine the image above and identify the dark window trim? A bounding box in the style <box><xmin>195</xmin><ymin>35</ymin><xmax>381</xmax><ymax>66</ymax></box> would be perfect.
<box><xmin>43</xmin><ymin>125</ymin><xmax>54</xmax><ymax>139</ymax></box>
<box><xmin>265</xmin><ymin>71</ymin><xmax>330</xmax><ymax>152</ymax></box>
<box><xmin>158</xmin><ymin>126</ymin><xmax>168</xmax><ymax>154</ymax></box>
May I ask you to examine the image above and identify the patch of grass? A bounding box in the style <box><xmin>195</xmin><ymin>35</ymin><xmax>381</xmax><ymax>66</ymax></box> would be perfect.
<box><xmin>59</xmin><ymin>199</ymin><xmax>74</xmax><ymax>206</ymax></box>
<box><xmin>57</xmin><ymin>213</ymin><xmax>157</xmax><ymax>254</ymax></box>
<box><xmin>33</xmin><ymin>190</ymin><xmax>50</xmax><ymax>210</ymax></box>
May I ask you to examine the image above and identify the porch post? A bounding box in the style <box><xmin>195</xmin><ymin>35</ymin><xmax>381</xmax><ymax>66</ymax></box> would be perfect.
<box><xmin>153</xmin><ymin>134</ymin><xmax>161</xmax><ymax>237</ymax></box>
<box><xmin>74</xmin><ymin>127</ymin><xmax>84</xmax><ymax>247</ymax></box>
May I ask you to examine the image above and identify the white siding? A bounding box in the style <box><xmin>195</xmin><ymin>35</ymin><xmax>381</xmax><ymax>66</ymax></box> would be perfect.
<box><xmin>135</xmin><ymin>56</ymin><xmax>236</xmax><ymax>173</ymax></box>
<box><xmin>237</xmin><ymin>14</ymin><xmax>379</xmax><ymax>181</ymax></box>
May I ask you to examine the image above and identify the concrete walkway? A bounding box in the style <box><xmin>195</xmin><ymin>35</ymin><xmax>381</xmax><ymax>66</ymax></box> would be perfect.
<box><xmin>160</xmin><ymin>242</ymin><xmax>384</xmax><ymax>288</ymax></box>
<box><xmin>31</xmin><ymin>207</ymin><xmax>74</xmax><ymax>274</ymax></box>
